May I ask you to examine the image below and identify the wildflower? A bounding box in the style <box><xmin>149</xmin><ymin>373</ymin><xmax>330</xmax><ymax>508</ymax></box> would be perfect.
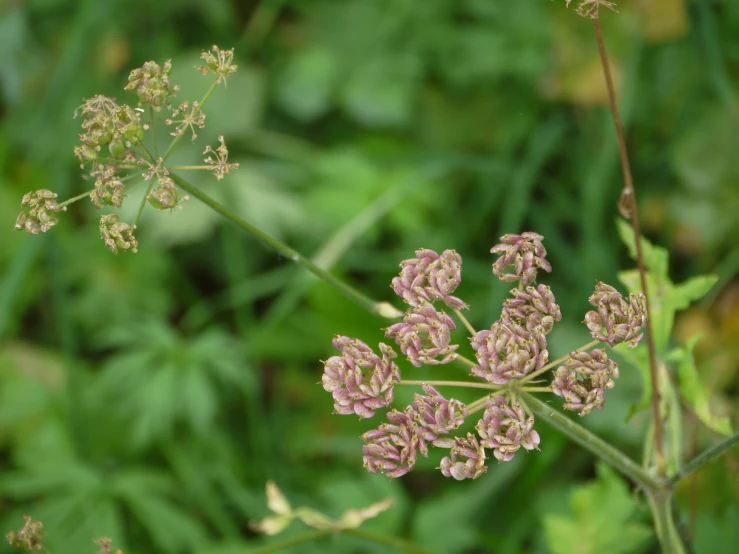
<box><xmin>147</xmin><ymin>176</ymin><xmax>187</xmax><ymax>211</ymax></box>
<box><xmin>198</xmin><ymin>45</ymin><xmax>238</xmax><ymax>85</ymax></box>
<box><xmin>321</xmin><ymin>336</ymin><xmax>400</xmax><ymax>419</ymax></box>
<box><xmin>99</xmin><ymin>214</ymin><xmax>138</xmax><ymax>254</ymax></box>
<box><xmin>409</xmin><ymin>384</ymin><xmax>467</xmax><ymax>435</ymax></box>
<box><xmin>166</xmin><ymin>101</ymin><xmax>206</xmax><ymax>140</ymax></box>
<box><xmin>74</xmin><ymin>96</ymin><xmax>144</xmax><ymax>165</ymax></box>
<box><xmin>391</xmin><ymin>248</ymin><xmax>466</xmax><ymax>309</ymax></box>
<box><xmin>385</xmin><ymin>305</ymin><xmax>459</xmax><ymax>367</ymax></box>
<box><xmin>584</xmin><ymin>282</ymin><xmax>647</xmax><ymax>348</ymax></box>
<box><xmin>476</xmin><ymin>395</ymin><xmax>540</xmax><ymax>462</ymax></box>
<box><xmin>124</xmin><ymin>59</ymin><xmax>178</xmax><ymax>108</ymax></box>
<box><xmin>551</xmin><ymin>347</ymin><xmax>619</xmax><ymax>416</ymax></box>
<box><xmin>204</xmin><ymin>136</ymin><xmax>239</xmax><ymax>180</ymax></box>
<box><xmin>14</xmin><ymin>190</ymin><xmax>66</xmax><ymax>234</ymax></box>
<box><xmin>501</xmin><ymin>284</ymin><xmax>562</xmax><ymax>334</ymax></box>
<box><xmin>490</xmin><ymin>232</ymin><xmax>551</xmax><ymax>286</ymax></box>
<box><xmin>5</xmin><ymin>515</ymin><xmax>44</xmax><ymax>551</ymax></box>
<box><xmin>438</xmin><ymin>433</ymin><xmax>487</xmax><ymax>480</ymax></box>
<box><xmin>470</xmin><ymin>319</ymin><xmax>549</xmax><ymax>384</ymax></box>
<box><xmin>572</xmin><ymin>0</ymin><xmax>618</xmax><ymax>19</ymax></box>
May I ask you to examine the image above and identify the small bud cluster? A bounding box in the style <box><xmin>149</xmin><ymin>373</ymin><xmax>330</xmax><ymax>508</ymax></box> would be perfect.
<box><xmin>321</xmin><ymin>336</ymin><xmax>400</xmax><ymax>419</ymax></box>
<box><xmin>14</xmin><ymin>190</ymin><xmax>66</xmax><ymax>234</ymax></box>
<box><xmin>585</xmin><ymin>282</ymin><xmax>647</xmax><ymax>348</ymax></box>
<box><xmin>124</xmin><ymin>59</ymin><xmax>178</xmax><ymax>109</ymax></box>
<box><xmin>90</xmin><ymin>163</ymin><xmax>126</xmax><ymax>208</ymax></box>
<box><xmin>198</xmin><ymin>45</ymin><xmax>238</xmax><ymax>85</ymax></box>
<box><xmin>99</xmin><ymin>214</ymin><xmax>138</xmax><ymax>255</ymax></box>
<box><xmin>5</xmin><ymin>515</ymin><xmax>44</xmax><ymax>552</ymax></box>
<box><xmin>166</xmin><ymin>101</ymin><xmax>206</xmax><ymax>140</ymax></box>
<box><xmin>74</xmin><ymin>95</ymin><xmax>144</xmax><ymax>166</ymax></box>
<box><xmin>204</xmin><ymin>136</ymin><xmax>239</xmax><ymax>181</ymax></box>
<box><xmin>322</xmin><ymin>232</ymin><xmax>647</xmax><ymax>482</ymax></box>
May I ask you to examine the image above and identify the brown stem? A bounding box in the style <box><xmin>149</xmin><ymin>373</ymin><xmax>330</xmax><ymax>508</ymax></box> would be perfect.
<box><xmin>591</xmin><ymin>17</ymin><xmax>665</xmax><ymax>474</ymax></box>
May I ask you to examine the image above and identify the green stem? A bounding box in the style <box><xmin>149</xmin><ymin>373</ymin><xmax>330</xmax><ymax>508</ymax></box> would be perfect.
<box><xmin>668</xmin><ymin>432</ymin><xmax>739</xmax><ymax>487</ymax></box>
<box><xmin>249</xmin><ymin>529</ymin><xmax>333</xmax><ymax>554</ymax></box>
<box><xmin>521</xmin><ymin>392</ymin><xmax>663</xmax><ymax>491</ymax></box>
<box><xmin>162</xmin><ymin>81</ymin><xmax>218</xmax><ymax>162</ymax></box>
<box><xmin>58</xmin><ymin>189</ymin><xmax>93</xmax><ymax>208</ymax></box>
<box><xmin>518</xmin><ymin>340</ymin><xmax>600</xmax><ymax>384</ymax></box>
<box><xmin>150</xmin><ymin>105</ymin><xmax>159</xmax><ymax>158</ymax></box>
<box><xmin>398</xmin><ymin>380</ymin><xmax>503</xmax><ymax>391</ymax></box>
<box><xmin>132</xmin><ymin>180</ymin><xmax>155</xmax><ymax>227</ymax></box>
<box><xmin>343</xmin><ymin>528</ymin><xmax>437</xmax><ymax>554</ymax></box>
<box><xmin>167</xmin><ymin>165</ymin><xmax>211</xmax><ymax>170</ymax></box>
<box><xmin>457</xmin><ymin>355</ymin><xmax>476</xmax><ymax>368</ymax></box>
<box><xmin>454</xmin><ymin>309</ymin><xmax>476</xmax><ymax>335</ymax></box>
<box><xmin>170</xmin><ymin>173</ymin><xmax>401</xmax><ymax>319</ymax></box>
<box><xmin>519</xmin><ymin>386</ymin><xmax>552</xmax><ymax>393</ymax></box>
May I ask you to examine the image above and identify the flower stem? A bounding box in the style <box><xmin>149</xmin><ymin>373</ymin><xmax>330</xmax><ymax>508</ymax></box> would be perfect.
<box><xmin>133</xmin><ymin>180</ymin><xmax>154</xmax><ymax>227</ymax></box>
<box><xmin>518</xmin><ymin>386</ymin><xmax>552</xmax><ymax>393</ymax></box>
<box><xmin>518</xmin><ymin>340</ymin><xmax>600</xmax><ymax>384</ymax></box>
<box><xmin>58</xmin><ymin>189</ymin><xmax>93</xmax><ymax>209</ymax></box>
<box><xmin>457</xmin><ymin>354</ymin><xmax>476</xmax><ymax>368</ymax></box>
<box><xmin>592</xmin><ymin>15</ymin><xmax>665</xmax><ymax>475</ymax></box>
<box><xmin>343</xmin><ymin>528</ymin><xmax>437</xmax><ymax>554</ymax></box>
<box><xmin>166</xmin><ymin>165</ymin><xmax>212</xmax><ymax>170</ymax></box>
<box><xmin>668</xmin><ymin>432</ymin><xmax>739</xmax><ymax>487</ymax></box>
<box><xmin>521</xmin><ymin>392</ymin><xmax>664</xmax><ymax>491</ymax></box>
<box><xmin>249</xmin><ymin>529</ymin><xmax>333</xmax><ymax>554</ymax></box>
<box><xmin>398</xmin><ymin>380</ymin><xmax>503</xmax><ymax>391</ymax></box>
<box><xmin>454</xmin><ymin>308</ymin><xmax>476</xmax><ymax>335</ymax></box>
<box><xmin>170</xmin><ymin>173</ymin><xmax>402</xmax><ymax>319</ymax></box>
<box><xmin>149</xmin><ymin>105</ymin><xmax>159</xmax><ymax>158</ymax></box>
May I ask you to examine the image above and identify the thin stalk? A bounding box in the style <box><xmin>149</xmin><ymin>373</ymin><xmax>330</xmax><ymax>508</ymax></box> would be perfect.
<box><xmin>167</xmin><ymin>165</ymin><xmax>211</xmax><ymax>170</ymax></box>
<box><xmin>162</xmin><ymin>81</ymin><xmax>218</xmax><ymax>162</ymax></box>
<box><xmin>170</xmin><ymin>173</ymin><xmax>401</xmax><ymax>319</ymax></box>
<box><xmin>466</xmin><ymin>391</ymin><xmax>506</xmax><ymax>415</ymax></box>
<box><xmin>519</xmin><ymin>386</ymin><xmax>552</xmax><ymax>393</ymax></box>
<box><xmin>522</xmin><ymin>392</ymin><xmax>663</xmax><ymax>491</ymax></box>
<box><xmin>58</xmin><ymin>189</ymin><xmax>94</xmax><ymax>208</ymax></box>
<box><xmin>149</xmin><ymin>105</ymin><xmax>159</xmax><ymax>158</ymax></box>
<box><xmin>343</xmin><ymin>528</ymin><xmax>437</xmax><ymax>554</ymax></box>
<box><xmin>454</xmin><ymin>309</ymin><xmax>476</xmax><ymax>335</ymax></box>
<box><xmin>518</xmin><ymin>340</ymin><xmax>600</xmax><ymax>384</ymax></box>
<box><xmin>398</xmin><ymin>380</ymin><xmax>503</xmax><ymax>391</ymax></box>
<box><xmin>457</xmin><ymin>355</ymin><xmax>476</xmax><ymax>368</ymax></box>
<box><xmin>668</xmin><ymin>432</ymin><xmax>739</xmax><ymax>487</ymax></box>
<box><xmin>132</xmin><ymin>180</ymin><xmax>154</xmax><ymax>227</ymax></box>
<box><xmin>592</xmin><ymin>16</ymin><xmax>665</xmax><ymax>474</ymax></box>
<box><xmin>249</xmin><ymin>529</ymin><xmax>333</xmax><ymax>554</ymax></box>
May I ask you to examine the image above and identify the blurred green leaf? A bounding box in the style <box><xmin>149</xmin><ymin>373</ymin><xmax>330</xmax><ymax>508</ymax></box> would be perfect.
<box><xmin>542</xmin><ymin>463</ymin><xmax>652</xmax><ymax>554</ymax></box>
<box><xmin>276</xmin><ymin>46</ymin><xmax>339</xmax><ymax>122</ymax></box>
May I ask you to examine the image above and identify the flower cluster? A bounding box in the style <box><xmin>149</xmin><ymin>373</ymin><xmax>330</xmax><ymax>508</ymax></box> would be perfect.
<box><xmin>166</xmin><ymin>101</ymin><xmax>206</xmax><ymax>140</ymax></box>
<box><xmin>585</xmin><ymin>282</ymin><xmax>647</xmax><ymax>348</ymax></box>
<box><xmin>99</xmin><ymin>214</ymin><xmax>138</xmax><ymax>255</ymax></box>
<box><xmin>391</xmin><ymin>248</ymin><xmax>466</xmax><ymax>309</ymax></box>
<box><xmin>204</xmin><ymin>136</ymin><xmax>239</xmax><ymax>181</ymax></box>
<box><xmin>198</xmin><ymin>45</ymin><xmax>238</xmax><ymax>85</ymax></box>
<box><xmin>362</xmin><ymin>385</ymin><xmax>467</xmax><ymax>479</ymax></box>
<box><xmin>321</xmin><ymin>336</ymin><xmax>400</xmax><ymax>419</ymax></box>
<box><xmin>73</xmin><ymin>96</ymin><xmax>144</xmax><ymax>166</ymax></box>
<box><xmin>322</xmin><ymin>231</ymin><xmax>647</xmax><ymax>483</ymax></box>
<box><xmin>476</xmin><ymin>395</ymin><xmax>540</xmax><ymax>461</ymax></box>
<box><xmin>124</xmin><ymin>59</ymin><xmax>178</xmax><ymax>109</ymax></box>
<box><xmin>5</xmin><ymin>515</ymin><xmax>44</xmax><ymax>552</ymax></box>
<box><xmin>385</xmin><ymin>305</ymin><xmax>459</xmax><ymax>367</ymax></box>
<box><xmin>14</xmin><ymin>190</ymin><xmax>66</xmax><ymax>235</ymax></box>
<box><xmin>552</xmin><ymin>347</ymin><xmax>619</xmax><ymax>416</ymax></box>
<box><xmin>490</xmin><ymin>232</ymin><xmax>551</xmax><ymax>286</ymax></box>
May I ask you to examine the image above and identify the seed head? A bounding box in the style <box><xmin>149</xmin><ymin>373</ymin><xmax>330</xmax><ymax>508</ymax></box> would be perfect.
<box><xmin>385</xmin><ymin>305</ymin><xmax>459</xmax><ymax>367</ymax></box>
<box><xmin>490</xmin><ymin>232</ymin><xmax>551</xmax><ymax>286</ymax></box>
<box><xmin>99</xmin><ymin>214</ymin><xmax>138</xmax><ymax>254</ymax></box>
<box><xmin>584</xmin><ymin>282</ymin><xmax>647</xmax><ymax>348</ymax></box>
<box><xmin>198</xmin><ymin>45</ymin><xmax>238</xmax><ymax>85</ymax></box>
<box><xmin>14</xmin><ymin>190</ymin><xmax>66</xmax><ymax>234</ymax></box>
<box><xmin>439</xmin><ymin>433</ymin><xmax>487</xmax><ymax>480</ymax></box>
<box><xmin>391</xmin><ymin>248</ymin><xmax>467</xmax><ymax>310</ymax></box>
<box><xmin>476</xmin><ymin>395</ymin><xmax>540</xmax><ymax>462</ymax></box>
<box><xmin>204</xmin><ymin>136</ymin><xmax>239</xmax><ymax>180</ymax></box>
<box><xmin>551</xmin><ymin>347</ymin><xmax>619</xmax><ymax>416</ymax></box>
<box><xmin>124</xmin><ymin>59</ymin><xmax>178</xmax><ymax>109</ymax></box>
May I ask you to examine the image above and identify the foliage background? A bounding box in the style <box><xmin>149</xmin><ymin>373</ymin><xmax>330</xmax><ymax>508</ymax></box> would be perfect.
<box><xmin>0</xmin><ymin>0</ymin><xmax>738</xmax><ymax>552</ymax></box>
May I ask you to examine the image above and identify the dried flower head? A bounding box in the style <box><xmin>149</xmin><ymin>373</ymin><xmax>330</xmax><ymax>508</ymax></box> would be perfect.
<box><xmin>74</xmin><ymin>96</ymin><xmax>144</xmax><ymax>165</ymax></box>
<box><xmin>502</xmin><ymin>284</ymin><xmax>562</xmax><ymax>334</ymax></box>
<box><xmin>584</xmin><ymin>282</ymin><xmax>647</xmax><ymax>348</ymax></box>
<box><xmin>5</xmin><ymin>515</ymin><xmax>44</xmax><ymax>551</ymax></box>
<box><xmin>321</xmin><ymin>336</ymin><xmax>400</xmax><ymax>419</ymax></box>
<box><xmin>99</xmin><ymin>214</ymin><xmax>138</xmax><ymax>254</ymax></box>
<box><xmin>391</xmin><ymin>248</ymin><xmax>466</xmax><ymax>309</ymax></box>
<box><xmin>490</xmin><ymin>232</ymin><xmax>551</xmax><ymax>286</ymax></box>
<box><xmin>166</xmin><ymin>101</ymin><xmax>206</xmax><ymax>140</ymax></box>
<box><xmin>476</xmin><ymin>395</ymin><xmax>540</xmax><ymax>462</ymax></box>
<box><xmin>94</xmin><ymin>537</ymin><xmax>124</xmax><ymax>554</ymax></box>
<box><xmin>204</xmin><ymin>136</ymin><xmax>239</xmax><ymax>180</ymax></box>
<box><xmin>551</xmin><ymin>347</ymin><xmax>619</xmax><ymax>416</ymax></box>
<box><xmin>385</xmin><ymin>305</ymin><xmax>459</xmax><ymax>367</ymax></box>
<box><xmin>198</xmin><ymin>45</ymin><xmax>238</xmax><ymax>85</ymax></box>
<box><xmin>572</xmin><ymin>0</ymin><xmax>618</xmax><ymax>19</ymax></box>
<box><xmin>470</xmin><ymin>319</ymin><xmax>549</xmax><ymax>384</ymax></box>
<box><xmin>147</xmin><ymin>176</ymin><xmax>187</xmax><ymax>211</ymax></box>
<box><xmin>89</xmin><ymin>163</ymin><xmax>125</xmax><ymax>208</ymax></box>
<box><xmin>124</xmin><ymin>59</ymin><xmax>178</xmax><ymax>108</ymax></box>
<box><xmin>438</xmin><ymin>433</ymin><xmax>487</xmax><ymax>480</ymax></box>
<box><xmin>14</xmin><ymin>190</ymin><xmax>66</xmax><ymax>234</ymax></box>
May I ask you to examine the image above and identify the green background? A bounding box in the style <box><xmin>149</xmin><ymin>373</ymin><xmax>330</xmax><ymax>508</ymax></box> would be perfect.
<box><xmin>1</xmin><ymin>0</ymin><xmax>737</xmax><ymax>552</ymax></box>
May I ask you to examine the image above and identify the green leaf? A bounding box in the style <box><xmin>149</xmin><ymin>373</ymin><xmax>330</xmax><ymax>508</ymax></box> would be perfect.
<box><xmin>615</xmin><ymin>218</ymin><xmax>669</xmax><ymax>282</ymax></box>
<box><xmin>675</xmin><ymin>335</ymin><xmax>733</xmax><ymax>436</ymax></box>
<box><xmin>667</xmin><ymin>275</ymin><xmax>719</xmax><ymax>311</ymax></box>
<box><xmin>276</xmin><ymin>46</ymin><xmax>339</xmax><ymax>121</ymax></box>
<box><xmin>543</xmin><ymin>463</ymin><xmax>652</xmax><ymax>554</ymax></box>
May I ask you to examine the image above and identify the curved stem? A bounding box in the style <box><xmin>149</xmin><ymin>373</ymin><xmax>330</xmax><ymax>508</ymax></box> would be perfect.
<box><xmin>132</xmin><ymin>180</ymin><xmax>154</xmax><ymax>227</ymax></box>
<box><xmin>668</xmin><ymin>432</ymin><xmax>739</xmax><ymax>487</ymax></box>
<box><xmin>170</xmin><ymin>173</ymin><xmax>402</xmax><ymax>319</ymax></box>
<box><xmin>518</xmin><ymin>340</ymin><xmax>600</xmax><ymax>385</ymax></box>
<box><xmin>592</xmin><ymin>16</ymin><xmax>665</xmax><ymax>474</ymax></box>
<box><xmin>343</xmin><ymin>528</ymin><xmax>436</xmax><ymax>554</ymax></box>
<box><xmin>521</xmin><ymin>392</ymin><xmax>664</xmax><ymax>491</ymax></box>
<box><xmin>398</xmin><ymin>380</ymin><xmax>503</xmax><ymax>391</ymax></box>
